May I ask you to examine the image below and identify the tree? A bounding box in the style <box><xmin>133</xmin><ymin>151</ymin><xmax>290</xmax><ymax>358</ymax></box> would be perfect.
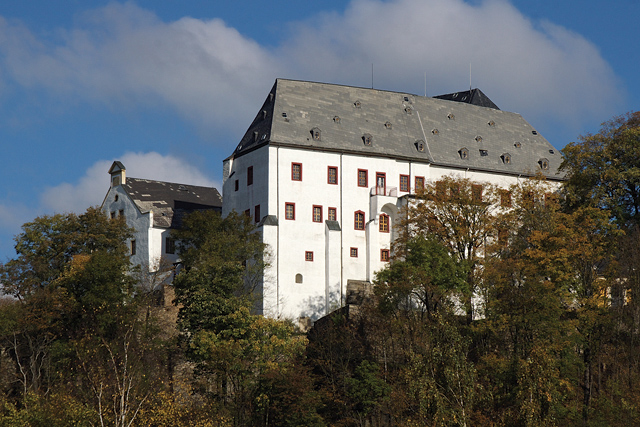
<box><xmin>400</xmin><ymin>176</ymin><xmax>499</xmax><ymax>320</ymax></box>
<box><xmin>561</xmin><ymin>111</ymin><xmax>640</xmax><ymax>228</ymax></box>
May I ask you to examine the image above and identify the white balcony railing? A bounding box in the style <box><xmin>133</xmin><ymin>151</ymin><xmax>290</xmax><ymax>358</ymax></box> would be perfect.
<box><xmin>370</xmin><ymin>186</ymin><xmax>397</xmax><ymax>197</ymax></box>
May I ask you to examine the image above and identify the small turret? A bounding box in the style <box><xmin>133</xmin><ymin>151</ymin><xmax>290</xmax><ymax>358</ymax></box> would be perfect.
<box><xmin>108</xmin><ymin>161</ymin><xmax>126</xmax><ymax>187</ymax></box>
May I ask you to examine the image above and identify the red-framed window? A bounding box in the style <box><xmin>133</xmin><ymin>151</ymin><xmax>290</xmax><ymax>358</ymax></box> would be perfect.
<box><xmin>328</xmin><ymin>207</ymin><xmax>337</xmax><ymax>221</ymax></box>
<box><xmin>354</xmin><ymin>211</ymin><xmax>365</xmax><ymax>230</ymax></box>
<box><xmin>305</xmin><ymin>251</ymin><xmax>314</xmax><ymax>261</ymax></box>
<box><xmin>312</xmin><ymin>205</ymin><xmax>323</xmax><ymax>223</ymax></box>
<box><xmin>400</xmin><ymin>174</ymin><xmax>410</xmax><ymax>192</ymax></box>
<box><xmin>381</xmin><ymin>249</ymin><xmax>390</xmax><ymax>262</ymax></box>
<box><xmin>357</xmin><ymin>169</ymin><xmax>368</xmax><ymax>187</ymax></box>
<box><xmin>350</xmin><ymin>247</ymin><xmax>358</xmax><ymax>257</ymax></box>
<box><xmin>292</xmin><ymin>162</ymin><xmax>302</xmax><ymax>181</ymax></box>
<box><xmin>285</xmin><ymin>203</ymin><xmax>295</xmax><ymax>220</ymax></box>
<box><xmin>472</xmin><ymin>184</ymin><xmax>483</xmax><ymax>203</ymax></box>
<box><xmin>375</xmin><ymin>172</ymin><xmax>386</xmax><ymax>195</ymax></box>
<box><xmin>500</xmin><ymin>190</ymin><xmax>512</xmax><ymax>207</ymax></box>
<box><xmin>254</xmin><ymin>205</ymin><xmax>260</xmax><ymax>223</ymax></box>
<box><xmin>379</xmin><ymin>214</ymin><xmax>390</xmax><ymax>233</ymax></box>
<box><xmin>328</xmin><ymin>166</ymin><xmax>338</xmax><ymax>184</ymax></box>
<box><xmin>247</xmin><ymin>166</ymin><xmax>253</xmax><ymax>186</ymax></box>
<box><xmin>234</xmin><ymin>179</ymin><xmax>239</xmax><ymax>191</ymax></box>
<box><xmin>415</xmin><ymin>176</ymin><xmax>425</xmax><ymax>192</ymax></box>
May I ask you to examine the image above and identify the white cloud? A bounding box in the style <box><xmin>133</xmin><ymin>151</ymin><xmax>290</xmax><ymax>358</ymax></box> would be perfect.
<box><xmin>0</xmin><ymin>0</ymin><xmax>624</xmax><ymax>137</ymax></box>
<box><xmin>276</xmin><ymin>0</ymin><xmax>622</xmax><ymax>130</ymax></box>
<box><xmin>40</xmin><ymin>152</ymin><xmax>219</xmax><ymax>214</ymax></box>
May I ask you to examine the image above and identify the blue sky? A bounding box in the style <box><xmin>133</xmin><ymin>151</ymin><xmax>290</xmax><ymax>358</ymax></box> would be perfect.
<box><xmin>0</xmin><ymin>0</ymin><xmax>637</xmax><ymax>261</ymax></box>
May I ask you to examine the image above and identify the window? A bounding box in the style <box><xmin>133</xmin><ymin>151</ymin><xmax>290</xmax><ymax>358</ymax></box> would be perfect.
<box><xmin>305</xmin><ymin>251</ymin><xmax>314</xmax><ymax>261</ymax></box>
<box><xmin>312</xmin><ymin>205</ymin><xmax>323</xmax><ymax>223</ymax></box>
<box><xmin>350</xmin><ymin>247</ymin><xmax>358</xmax><ymax>257</ymax></box>
<box><xmin>539</xmin><ymin>158</ymin><xmax>550</xmax><ymax>170</ymax></box>
<box><xmin>500</xmin><ymin>190</ymin><xmax>512</xmax><ymax>208</ymax></box>
<box><xmin>166</xmin><ymin>237</ymin><xmax>176</xmax><ymax>254</ymax></box>
<box><xmin>130</xmin><ymin>240</ymin><xmax>136</xmax><ymax>256</ymax></box>
<box><xmin>119</xmin><ymin>209</ymin><xmax>124</xmax><ymax>217</ymax></box>
<box><xmin>292</xmin><ymin>163</ymin><xmax>302</xmax><ymax>181</ymax></box>
<box><xmin>363</xmin><ymin>134</ymin><xmax>373</xmax><ymax>146</ymax></box>
<box><xmin>328</xmin><ymin>166</ymin><xmax>338</xmax><ymax>184</ymax></box>
<box><xmin>415</xmin><ymin>176</ymin><xmax>425</xmax><ymax>191</ymax></box>
<box><xmin>328</xmin><ymin>207</ymin><xmax>337</xmax><ymax>221</ymax></box>
<box><xmin>254</xmin><ymin>205</ymin><xmax>260</xmax><ymax>223</ymax></box>
<box><xmin>311</xmin><ymin>127</ymin><xmax>321</xmax><ymax>141</ymax></box>
<box><xmin>376</xmin><ymin>173</ymin><xmax>386</xmax><ymax>195</ymax></box>
<box><xmin>244</xmin><ymin>209</ymin><xmax>250</xmax><ymax>217</ymax></box>
<box><xmin>110</xmin><ymin>211</ymin><xmax>116</xmax><ymax>219</ymax></box>
<box><xmin>247</xmin><ymin>166</ymin><xmax>253</xmax><ymax>186</ymax></box>
<box><xmin>358</xmin><ymin>169</ymin><xmax>368</xmax><ymax>187</ymax></box>
<box><xmin>354</xmin><ymin>211</ymin><xmax>365</xmax><ymax>230</ymax></box>
<box><xmin>472</xmin><ymin>185</ymin><xmax>483</xmax><ymax>203</ymax></box>
<box><xmin>459</xmin><ymin>148</ymin><xmax>469</xmax><ymax>159</ymax></box>
<box><xmin>400</xmin><ymin>174</ymin><xmax>409</xmax><ymax>192</ymax></box>
<box><xmin>380</xmin><ymin>249</ymin><xmax>390</xmax><ymax>262</ymax></box>
<box><xmin>295</xmin><ymin>273</ymin><xmax>303</xmax><ymax>283</ymax></box>
<box><xmin>379</xmin><ymin>214</ymin><xmax>390</xmax><ymax>233</ymax></box>
<box><xmin>234</xmin><ymin>180</ymin><xmax>239</xmax><ymax>191</ymax></box>
<box><xmin>435</xmin><ymin>181</ymin><xmax>446</xmax><ymax>199</ymax></box>
<box><xmin>498</xmin><ymin>229</ymin><xmax>508</xmax><ymax>247</ymax></box>
<box><xmin>285</xmin><ymin>203</ymin><xmax>295</xmax><ymax>220</ymax></box>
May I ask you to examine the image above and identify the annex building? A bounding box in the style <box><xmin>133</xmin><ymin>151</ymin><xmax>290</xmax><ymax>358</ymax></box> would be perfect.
<box><xmin>222</xmin><ymin>79</ymin><xmax>563</xmax><ymax>323</ymax></box>
<box><xmin>102</xmin><ymin>161</ymin><xmax>222</xmax><ymax>289</ymax></box>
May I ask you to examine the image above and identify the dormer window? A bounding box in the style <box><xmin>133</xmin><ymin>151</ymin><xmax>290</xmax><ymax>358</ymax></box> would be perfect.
<box><xmin>404</xmin><ymin>107</ymin><xmax>412</xmax><ymax>114</ymax></box>
<box><xmin>384</xmin><ymin>121</ymin><xmax>392</xmax><ymax>129</ymax></box>
<box><xmin>480</xmin><ymin>149</ymin><xmax>489</xmax><ymax>157</ymax></box>
<box><xmin>475</xmin><ymin>135</ymin><xmax>483</xmax><ymax>143</ymax></box>
<box><xmin>539</xmin><ymin>158</ymin><xmax>550</xmax><ymax>170</ymax></box>
<box><xmin>432</xmin><ymin>129</ymin><xmax>439</xmax><ymax>135</ymax></box>
<box><xmin>253</xmin><ymin>131</ymin><xmax>259</xmax><ymax>142</ymax></box>
<box><xmin>311</xmin><ymin>127</ymin><xmax>321</xmax><ymax>141</ymax></box>
<box><xmin>514</xmin><ymin>141</ymin><xmax>522</xmax><ymax>148</ymax></box>
<box><xmin>488</xmin><ymin>120</ymin><xmax>495</xmax><ymax>127</ymax></box>
<box><xmin>333</xmin><ymin>116</ymin><xmax>341</xmax><ymax>123</ymax></box>
<box><xmin>501</xmin><ymin>153</ymin><xmax>511</xmax><ymax>164</ymax></box>
<box><xmin>262</xmin><ymin>110</ymin><xmax>268</xmax><ymax>119</ymax></box>
<box><xmin>448</xmin><ymin>113</ymin><xmax>455</xmax><ymax>120</ymax></box>
<box><xmin>415</xmin><ymin>140</ymin><xmax>425</xmax><ymax>152</ymax></box>
<box><xmin>354</xmin><ymin>100</ymin><xmax>362</xmax><ymax>108</ymax></box>
<box><xmin>459</xmin><ymin>148</ymin><xmax>469</xmax><ymax>159</ymax></box>
<box><xmin>363</xmin><ymin>134</ymin><xmax>373</xmax><ymax>146</ymax></box>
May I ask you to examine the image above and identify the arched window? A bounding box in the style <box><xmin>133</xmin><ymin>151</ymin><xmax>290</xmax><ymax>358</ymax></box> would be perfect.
<box><xmin>295</xmin><ymin>274</ymin><xmax>303</xmax><ymax>283</ymax></box>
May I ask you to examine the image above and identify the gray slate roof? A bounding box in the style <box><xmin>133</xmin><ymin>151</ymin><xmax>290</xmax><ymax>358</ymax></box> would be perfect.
<box><xmin>231</xmin><ymin>79</ymin><xmax>564</xmax><ymax>180</ymax></box>
<box><xmin>122</xmin><ymin>178</ymin><xmax>222</xmax><ymax>228</ymax></box>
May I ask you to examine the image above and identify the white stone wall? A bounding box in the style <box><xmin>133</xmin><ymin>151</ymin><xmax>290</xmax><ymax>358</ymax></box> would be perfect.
<box><xmin>223</xmin><ymin>143</ymin><xmax>554</xmax><ymax>321</ymax></box>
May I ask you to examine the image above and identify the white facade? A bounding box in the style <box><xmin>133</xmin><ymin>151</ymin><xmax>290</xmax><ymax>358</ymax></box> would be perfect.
<box><xmin>222</xmin><ymin>79</ymin><xmax>564</xmax><ymax>322</ymax></box>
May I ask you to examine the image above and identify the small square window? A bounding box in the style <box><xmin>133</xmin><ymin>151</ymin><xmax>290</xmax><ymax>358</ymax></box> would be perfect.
<box><xmin>328</xmin><ymin>207</ymin><xmax>337</xmax><ymax>221</ymax></box>
<box><xmin>500</xmin><ymin>190</ymin><xmax>512</xmax><ymax>208</ymax></box>
<box><xmin>247</xmin><ymin>166</ymin><xmax>253</xmax><ymax>186</ymax></box>
<box><xmin>328</xmin><ymin>166</ymin><xmax>338</xmax><ymax>184</ymax></box>
<box><xmin>312</xmin><ymin>205</ymin><xmax>323</xmax><ymax>223</ymax></box>
<box><xmin>380</xmin><ymin>249</ymin><xmax>390</xmax><ymax>262</ymax></box>
<box><xmin>358</xmin><ymin>169</ymin><xmax>368</xmax><ymax>187</ymax></box>
<box><xmin>400</xmin><ymin>174</ymin><xmax>409</xmax><ymax>192</ymax></box>
<box><xmin>305</xmin><ymin>251</ymin><xmax>314</xmax><ymax>262</ymax></box>
<box><xmin>292</xmin><ymin>163</ymin><xmax>302</xmax><ymax>181</ymax></box>
<box><xmin>285</xmin><ymin>203</ymin><xmax>295</xmax><ymax>220</ymax></box>
<box><xmin>350</xmin><ymin>247</ymin><xmax>358</xmax><ymax>257</ymax></box>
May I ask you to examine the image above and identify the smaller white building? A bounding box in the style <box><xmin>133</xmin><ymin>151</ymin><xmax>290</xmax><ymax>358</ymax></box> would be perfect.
<box><xmin>101</xmin><ymin>161</ymin><xmax>222</xmax><ymax>289</ymax></box>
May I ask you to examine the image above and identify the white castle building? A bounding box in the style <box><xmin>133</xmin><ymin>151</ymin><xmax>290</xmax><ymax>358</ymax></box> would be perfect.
<box><xmin>222</xmin><ymin>79</ymin><xmax>563</xmax><ymax>322</ymax></box>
